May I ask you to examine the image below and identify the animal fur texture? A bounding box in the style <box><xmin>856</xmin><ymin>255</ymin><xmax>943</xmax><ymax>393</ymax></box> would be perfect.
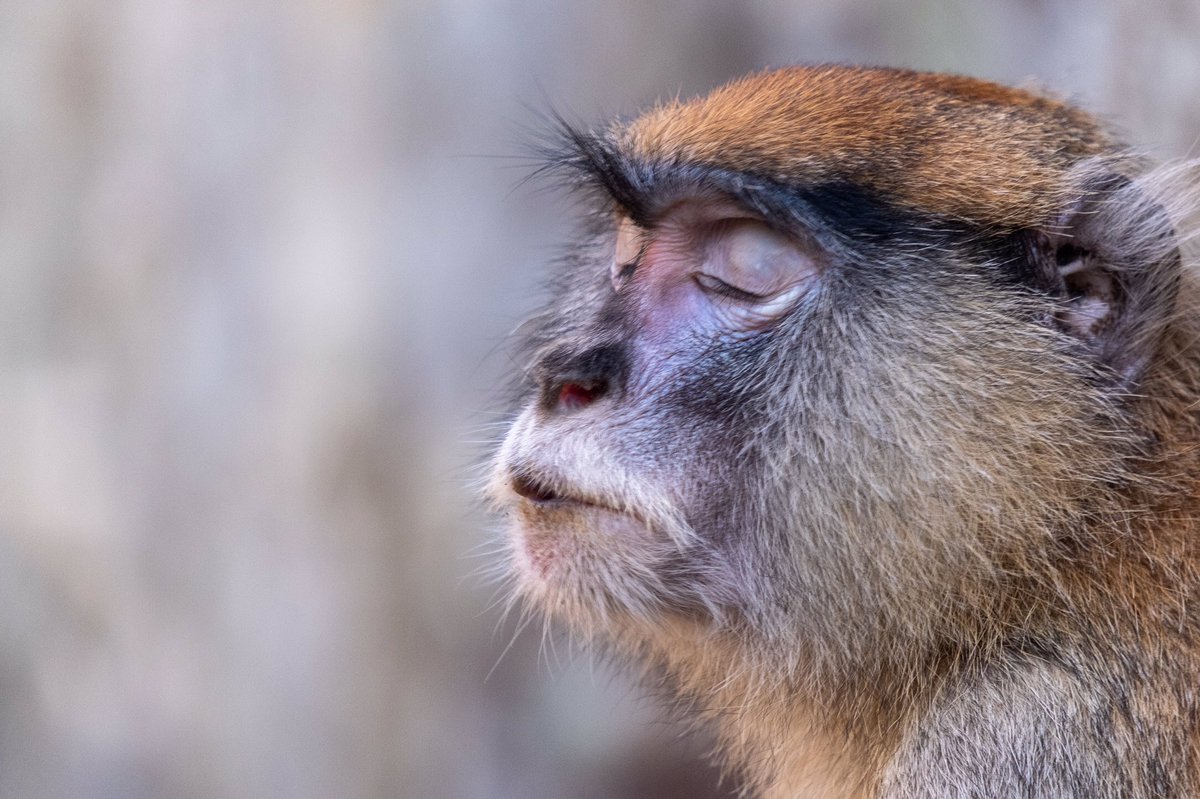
<box><xmin>487</xmin><ymin>65</ymin><xmax>1200</xmax><ymax>798</ymax></box>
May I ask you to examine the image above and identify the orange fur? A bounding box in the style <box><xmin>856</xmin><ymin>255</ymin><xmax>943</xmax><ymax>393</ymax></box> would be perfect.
<box><xmin>624</xmin><ymin>66</ymin><xmax>1112</xmax><ymax>227</ymax></box>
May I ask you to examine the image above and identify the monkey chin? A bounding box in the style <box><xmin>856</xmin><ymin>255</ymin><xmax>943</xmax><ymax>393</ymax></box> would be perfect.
<box><xmin>510</xmin><ymin>495</ymin><xmax>618</xmax><ymax>582</ymax></box>
<box><xmin>497</xmin><ymin>484</ymin><xmax>699</xmax><ymax>628</ymax></box>
<box><xmin>510</xmin><ymin>497</ymin><xmax>639</xmax><ymax>584</ymax></box>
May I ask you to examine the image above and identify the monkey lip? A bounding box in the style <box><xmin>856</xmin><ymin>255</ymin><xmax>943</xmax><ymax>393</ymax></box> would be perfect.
<box><xmin>509</xmin><ymin>471</ymin><xmax>611</xmax><ymax>512</ymax></box>
<box><xmin>511</xmin><ymin>472</ymin><xmax>561</xmax><ymax>503</ymax></box>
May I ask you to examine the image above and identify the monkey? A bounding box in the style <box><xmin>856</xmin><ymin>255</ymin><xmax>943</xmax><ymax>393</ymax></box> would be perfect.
<box><xmin>486</xmin><ymin>65</ymin><xmax>1200</xmax><ymax>798</ymax></box>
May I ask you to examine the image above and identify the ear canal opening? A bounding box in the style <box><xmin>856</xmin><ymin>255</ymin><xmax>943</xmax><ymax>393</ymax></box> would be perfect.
<box><xmin>1032</xmin><ymin>169</ymin><xmax>1182</xmax><ymax>387</ymax></box>
<box><xmin>1055</xmin><ymin>243</ymin><xmax>1085</xmax><ymax>270</ymax></box>
<box><xmin>1054</xmin><ymin>246</ymin><xmax>1116</xmax><ymax>340</ymax></box>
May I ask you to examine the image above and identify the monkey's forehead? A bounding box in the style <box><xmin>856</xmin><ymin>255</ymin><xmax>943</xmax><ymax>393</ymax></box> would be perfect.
<box><xmin>619</xmin><ymin>65</ymin><xmax>1116</xmax><ymax>229</ymax></box>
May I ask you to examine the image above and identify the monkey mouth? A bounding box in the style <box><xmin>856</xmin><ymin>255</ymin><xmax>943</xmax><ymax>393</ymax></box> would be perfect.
<box><xmin>510</xmin><ymin>472</ymin><xmax>564</xmax><ymax>503</ymax></box>
<box><xmin>506</xmin><ymin>471</ymin><xmax>621</xmax><ymax>579</ymax></box>
<box><xmin>509</xmin><ymin>471</ymin><xmax>616</xmax><ymax>513</ymax></box>
<box><xmin>507</xmin><ymin>469</ymin><xmax>629</xmax><ymax>518</ymax></box>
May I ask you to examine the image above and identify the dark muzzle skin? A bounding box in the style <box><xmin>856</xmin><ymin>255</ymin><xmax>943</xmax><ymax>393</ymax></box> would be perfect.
<box><xmin>489</xmin><ymin>65</ymin><xmax>1200</xmax><ymax>798</ymax></box>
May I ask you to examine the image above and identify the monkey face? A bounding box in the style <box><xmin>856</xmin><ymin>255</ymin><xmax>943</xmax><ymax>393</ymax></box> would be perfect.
<box><xmin>489</xmin><ymin>67</ymin><xmax>1176</xmax><ymax>659</ymax></box>
<box><xmin>489</xmin><ymin>191</ymin><xmax>1111</xmax><ymax>645</ymax></box>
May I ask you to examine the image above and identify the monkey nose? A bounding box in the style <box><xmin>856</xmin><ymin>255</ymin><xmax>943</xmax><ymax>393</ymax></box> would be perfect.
<box><xmin>554</xmin><ymin>379</ymin><xmax>606</xmax><ymax>411</ymax></box>
<box><xmin>533</xmin><ymin>342</ymin><xmax>626</xmax><ymax>412</ymax></box>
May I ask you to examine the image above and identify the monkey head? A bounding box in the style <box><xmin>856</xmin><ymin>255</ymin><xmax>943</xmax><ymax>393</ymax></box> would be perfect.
<box><xmin>487</xmin><ymin>66</ymin><xmax>1184</xmax><ymax>682</ymax></box>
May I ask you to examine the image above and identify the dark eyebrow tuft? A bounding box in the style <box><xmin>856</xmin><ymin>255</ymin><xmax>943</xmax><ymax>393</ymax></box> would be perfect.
<box><xmin>530</xmin><ymin>115</ymin><xmax>1007</xmax><ymax>263</ymax></box>
<box><xmin>531</xmin><ymin>120</ymin><xmax>649</xmax><ymax>223</ymax></box>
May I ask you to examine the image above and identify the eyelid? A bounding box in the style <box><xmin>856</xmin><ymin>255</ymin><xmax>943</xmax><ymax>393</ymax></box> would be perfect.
<box><xmin>703</xmin><ymin>219</ymin><xmax>813</xmax><ymax>297</ymax></box>
<box><xmin>693</xmin><ymin>272</ymin><xmax>770</xmax><ymax>303</ymax></box>
<box><xmin>709</xmin><ymin>278</ymin><xmax>813</xmax><ymax>330</ymax></box>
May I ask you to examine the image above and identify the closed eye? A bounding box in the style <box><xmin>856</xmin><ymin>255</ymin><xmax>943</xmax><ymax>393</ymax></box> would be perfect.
<box><xmin>693</xmin><ymin>272</ymin><xmax>771</xmax><ymax>303</ymax></box>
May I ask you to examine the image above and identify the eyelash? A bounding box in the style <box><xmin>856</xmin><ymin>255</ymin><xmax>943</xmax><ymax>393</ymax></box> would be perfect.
<box><xmin>693</xmin><ymin>272</ymin><xmax>769</xmax><ymax>303</ymax></box>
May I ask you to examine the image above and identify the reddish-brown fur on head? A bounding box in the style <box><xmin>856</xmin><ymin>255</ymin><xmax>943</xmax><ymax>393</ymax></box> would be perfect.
<box><xmin>624</xmin><ymin>66</ymin><xmax>1112</xmax><ymax>227</ymax></box>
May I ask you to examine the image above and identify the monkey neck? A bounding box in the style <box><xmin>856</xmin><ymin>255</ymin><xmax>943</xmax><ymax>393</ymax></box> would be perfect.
<box><xmin>631</xmin><ymin>616</ymin><xmax>914</xmax><ymax>799</ymax></box>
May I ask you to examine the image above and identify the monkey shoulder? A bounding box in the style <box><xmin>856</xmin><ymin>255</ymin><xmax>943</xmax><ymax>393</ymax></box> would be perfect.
<box><xmin>880</xmin><ymin>642</ymin><xmax>1200</xmax><ymax>799</ymax></box>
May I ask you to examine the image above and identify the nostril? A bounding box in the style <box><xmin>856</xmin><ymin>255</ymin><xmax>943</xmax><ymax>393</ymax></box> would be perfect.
<box><xmin>555</xmin><ymin>379</ymin><xmax>606</xmax><ymax>411</ymax></box>
<box><xmin>511</xmin><ymin>472</ymin><xmax>560</xmax><ymax>503</ymax></box>
<box><xmin>534</xmin><ymin>343</ymin><xmax>626</xmax><ymax>413</ymax></box>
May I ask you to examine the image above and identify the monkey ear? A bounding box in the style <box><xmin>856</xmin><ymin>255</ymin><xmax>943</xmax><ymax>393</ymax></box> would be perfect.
<box><xmin>1031</xmin><ymin>174</ymin><xmax>1181</xmax><ymax>385</ymax></box>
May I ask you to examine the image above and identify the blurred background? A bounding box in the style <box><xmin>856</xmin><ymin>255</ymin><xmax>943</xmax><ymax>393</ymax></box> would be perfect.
<box><xmin>1</xmin><ymin>1</ymin><xmax>1197</xmax><ymax>797</ymax></box>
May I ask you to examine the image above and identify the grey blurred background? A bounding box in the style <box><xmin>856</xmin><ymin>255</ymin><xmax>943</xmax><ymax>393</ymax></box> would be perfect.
<box><xmin>1</xmin><ymin>1</ymin><xmax>1197</xmax><ymax>797</ymax></box>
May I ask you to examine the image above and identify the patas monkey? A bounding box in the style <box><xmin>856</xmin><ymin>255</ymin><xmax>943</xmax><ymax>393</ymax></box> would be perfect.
<box><xmin>489</xmin><ymin>65</ymin><xmax>1200</xmax><ymax>798</ymax></box>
